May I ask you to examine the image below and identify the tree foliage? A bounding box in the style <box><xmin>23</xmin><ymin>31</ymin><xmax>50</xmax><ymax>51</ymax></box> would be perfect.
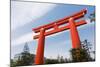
<box><xmin>11</xmin><ymin>43</ymin><xmax>35</xmax><ymax>67</ymax></box>
<box><xmin>88</xmin><ymin>11</ymin><xmax>95</xmax><ymax>22</ymax></box>
<box><xmin>70</xmin><ymin>40</ymin><xmax>95</xmax><ymax>62</ymax></box>
<box><xmin>11</xmin><ymin>40</ymin><xmax>95</xmax><ymax>66</ymax></box>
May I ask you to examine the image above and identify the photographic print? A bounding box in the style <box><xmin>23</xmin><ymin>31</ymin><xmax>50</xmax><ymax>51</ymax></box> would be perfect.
<box><xmin>11</xmin><ymin>1</ymin><xmax>95</xmax><ymax>67</ymax></box>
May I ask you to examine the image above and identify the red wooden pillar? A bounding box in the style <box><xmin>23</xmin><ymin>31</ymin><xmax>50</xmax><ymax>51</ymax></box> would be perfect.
<box><xmin>34</xmin><ymin>28</ymin><xmax>45</xmax><ymax>65</ymax></box>
<box><xmin>69</xmin><ymin>18</ymin><xmax>81</xmax><ymax>49</ymax></box>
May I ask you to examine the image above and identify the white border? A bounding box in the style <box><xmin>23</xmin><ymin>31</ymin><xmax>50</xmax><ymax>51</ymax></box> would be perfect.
<box><xmin>0</xmin><ymin>0</ymin><xmax>10</xmax><ymax>67</ymax></box>
<box><xmin>19</xmin><ymin>0</ymin><xmax>95</xmax><ymax>5</ymax></box>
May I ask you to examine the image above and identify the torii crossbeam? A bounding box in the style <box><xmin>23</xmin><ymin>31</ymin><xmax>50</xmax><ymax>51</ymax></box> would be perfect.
<box><xmin>32</xmin><ymin>9</ymin><xmax>87</xmax><ymax>65</ymax></box>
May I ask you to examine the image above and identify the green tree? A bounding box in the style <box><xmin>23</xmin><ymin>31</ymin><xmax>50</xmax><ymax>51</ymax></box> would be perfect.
<box><xmin>88</xmin><ymin>12</ymin><xmax>95</xmax><ymax>22</ymax></box>
<box><xmin>45</xmin><ymin>59</ymin><xmax>59</xmax><ymax>64</ymax></box>
<box><xmin>70</xmin><ymin>40</ymin><xmax>94</xmax><ymax>62</ymax></box>
<box><xmin>15</xmin><ymin>53</ymin><xmax>34</xmax><ymax>66</ymax></box>
<box><xmin>11</xmin><ymin>59</ymin><xmax>16</xmax><ymax>67</ymax></box>
<box><xmin>70</xmin><ymin>48</ymin><xmax>91</xmax><ymax>62</ymax></box>
<box><xmin>60</xmin><ymin>56</ymin><xmax>65</xmax><ymax>63</ymax></box>
<box><xmin>16</xmin><ymin>43</ymin><xmax>34</xmax><ymax>66</ymax></box>
<box><xmin>11</xmin><ymin>42</ymin><xmax>35</xmax><ymax>66</ymax></box>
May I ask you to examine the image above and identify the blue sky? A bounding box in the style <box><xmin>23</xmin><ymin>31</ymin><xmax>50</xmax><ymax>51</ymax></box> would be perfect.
<box><xmin>11</xmin><ymin>1</ymin><xmax>95</xmax><ymax>59</ymax></box>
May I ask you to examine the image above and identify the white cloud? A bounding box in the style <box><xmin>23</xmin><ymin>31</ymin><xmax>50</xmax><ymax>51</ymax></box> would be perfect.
<box><xmin>11</xmin><ymin>1</ymin><xmax>57</xmax><ymax>46</ymax></box>
<box><xmin>11</xmin><ymin>32</ymin><xmax>35</xmax><ymax>46</ymax></box>
<box><xmin>11</xmin><ymin>1</ymin><xmax>94</xmax><ymax>47</ymax></box>
<box><xmin>11</xmin><ymin>1</ymin><xmax>56</xmax><ymax>30</ymax></box>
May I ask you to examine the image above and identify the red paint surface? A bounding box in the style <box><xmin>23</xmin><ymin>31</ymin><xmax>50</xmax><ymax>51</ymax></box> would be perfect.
<box><xmin>34</xmin><ymin>28</ymin><xmax>45</xmax><ymax>65</ymax></box>
<box><xmin>69</xmin><ymin>18</ymin><xmax>81</xmax><ymax>48</ymax></box>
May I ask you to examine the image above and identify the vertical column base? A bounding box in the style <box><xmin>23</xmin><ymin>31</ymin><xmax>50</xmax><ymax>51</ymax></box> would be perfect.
<box><xmin>34</xmin><ymin>28</ymin><xmax>45</xmax><ymax>65</ymax></box>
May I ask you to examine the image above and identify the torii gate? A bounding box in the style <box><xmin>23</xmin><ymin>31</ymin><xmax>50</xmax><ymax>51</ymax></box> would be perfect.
<box><xmin>32</xmin><ymin>9</ymin><xmax>87</xmax><ymax>65</ymax></box>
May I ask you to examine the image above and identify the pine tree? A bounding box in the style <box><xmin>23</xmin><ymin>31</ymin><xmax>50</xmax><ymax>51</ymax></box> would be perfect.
<box><xmin>15</xmin><ymin>42</ymin><xmax>34</xmax><ymax>66</ymax></box>
<box><xmin>23</xmin><ymin>42</ymin><xmax>30</xmax><ymax>53</ymax></box>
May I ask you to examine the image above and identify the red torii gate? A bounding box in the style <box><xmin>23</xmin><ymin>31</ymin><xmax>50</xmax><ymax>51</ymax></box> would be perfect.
<box><xmin>32</xmin><ymin>9</ymin><xmax>87</xmax><ymax>65</ymax></box>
